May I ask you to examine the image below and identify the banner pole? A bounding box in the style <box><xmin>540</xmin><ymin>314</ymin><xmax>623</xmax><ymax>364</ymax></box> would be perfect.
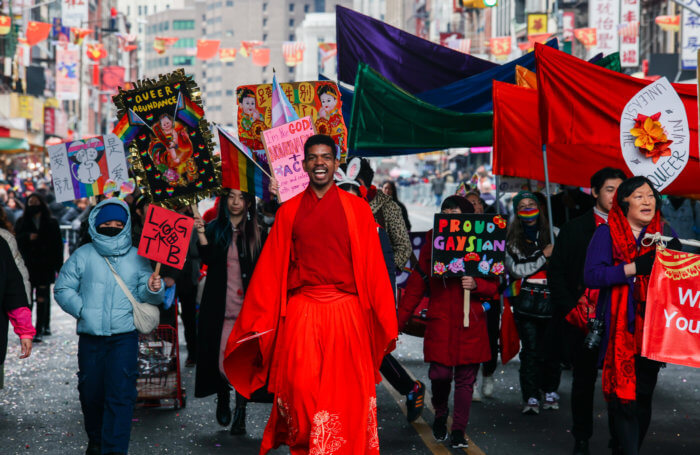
<box><xmin>154</xmin><ymin>263</ymin><xmax>161</xmax><ymax>276</ymax></box>
<box><xmin>542</xmin><ymin>145</ymin><xmax>556</xmax><ymax>244</ymax></box>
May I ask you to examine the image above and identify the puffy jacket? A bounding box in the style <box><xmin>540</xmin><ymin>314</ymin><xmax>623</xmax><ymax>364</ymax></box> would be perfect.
<box><xmin>54</xmin><ymin>199</ymin><xmax>163</xmax><ymax>336</ymax></box>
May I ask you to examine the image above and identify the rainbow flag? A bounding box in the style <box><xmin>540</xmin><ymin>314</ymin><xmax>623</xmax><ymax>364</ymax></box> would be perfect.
<box><xmin>112</xmin><ymin>113</ymin><xmax>141</xmax><ymax>145</ymax></box>
<box><xmin>218</xmin><ymin>127</ymin><xmax>270</xmax><ymax>200</ymax></box>
<box><xmin>175</xmin><ymin>92</ymin><xmax>204</xmax><ymax>128</ymax></box>
<box><xmin>503</xmin><ymin>279</ymin><xmax>521</xmax><ymax>298</ymax></box>
<box><xmin>270</xmin><ymin>73</ymin><xmax>299</xmax><ymax>128</ymax></box>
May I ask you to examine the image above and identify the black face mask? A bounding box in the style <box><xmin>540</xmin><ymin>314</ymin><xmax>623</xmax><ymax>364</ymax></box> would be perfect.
<box><xmin>26</xmin><ymin>205</ymin><xmax>41</xmax><ymax>216</ymax></box>
<box><xmin>97</xmin><ymin>226</ymin><xmax>122</xmax><ymax>237</ymax></box>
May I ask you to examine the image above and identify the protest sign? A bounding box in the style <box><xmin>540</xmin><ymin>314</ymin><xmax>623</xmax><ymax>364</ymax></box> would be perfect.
<box><xmin>137</xmin><ymin>204</ymin><xmax>194</xmax><ymax>270</ymax></box>
<box><xmin>112</xmin><ymin>69</ymin><xmax>220</xmax><ymax>208</ymax></box>
<box><xmin>642</xmin><ymin>247</ymin><xmax>700</xmax><ymax>368</ymax></box>
<box><xmin>237</xmin><ymin>80</ymin><xmax>347</xmax><ymax>160</ymax></box>
<box><xmin>48</xmin><ymin>133</ymin><xmax>128</xmax><ymax>203</ymax></box>
<box><xmin>431</xmin><ymin>213</ymin><xmax>508</xmax><ymax>327</ymax></box>
<box><xmin>262</xmin><ymin>116</ymin><xmax>315</xmax><ymax>202</ymax></box>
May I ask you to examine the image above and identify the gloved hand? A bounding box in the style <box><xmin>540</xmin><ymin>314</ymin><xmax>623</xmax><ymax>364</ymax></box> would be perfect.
<box><xmin>634</xmin><ymin>250</ymin><xmax>655</xmax><ymax>275</ymax></box>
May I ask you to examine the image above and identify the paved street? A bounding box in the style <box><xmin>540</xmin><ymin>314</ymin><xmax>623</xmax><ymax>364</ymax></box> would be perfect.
<box><xmin>1</xmin><ymin>205</ymin><xmax>698</xmax><ymax>454</ymax></box>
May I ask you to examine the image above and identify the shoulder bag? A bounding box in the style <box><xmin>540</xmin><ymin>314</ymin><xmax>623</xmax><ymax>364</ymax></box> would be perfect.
<box><xmin>104</xmin><ymin>257</ymin><xmax>160</xmax><ymax>334</ymax></box>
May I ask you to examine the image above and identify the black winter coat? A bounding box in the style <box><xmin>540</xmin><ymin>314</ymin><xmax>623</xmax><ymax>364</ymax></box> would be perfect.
<box><xmin>547</xmin><ymin>209</ymin><xmax>597</xmax><ymax>318</ymax></box>
<box><xmin>15</xmin><ymin>215</ymin><xmax>63</xmax><ymax>285</ymax></box>
<box><xmin>194</xmin><ymin>228</ymin><xmax>265</xmax><ymax>398</ymax></box>
<box><xmin>0</xmin><ymin>237</ymin><xmax>31</xmax><ymax>365</ymax></box>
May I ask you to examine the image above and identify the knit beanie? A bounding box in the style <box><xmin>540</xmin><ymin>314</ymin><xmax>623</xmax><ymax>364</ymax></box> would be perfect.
<box><xmin>95</xmin><ymin>204</ymin><xmax>128</xmax><ymax>227</ymax></box>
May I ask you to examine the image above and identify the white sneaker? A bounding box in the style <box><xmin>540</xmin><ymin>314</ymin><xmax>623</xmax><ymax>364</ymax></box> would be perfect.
<box><xmin>482</xmin><ymin>375</ymin><xmax>494</xmax><ymax>397</ymax></box>
<box><xmin>522</xmin><ymin>397</ymin><xmax>540</xmax><ymax>415</ymax></box>
<box><xmin>543</xmin><ymin>392</ymin><xmax>560</xmax><ymax>410</ymax></box>
<box><xmin>472</xmin><ymin>382</ymin><xmax>482</xmax><ymax>402</ymax></box>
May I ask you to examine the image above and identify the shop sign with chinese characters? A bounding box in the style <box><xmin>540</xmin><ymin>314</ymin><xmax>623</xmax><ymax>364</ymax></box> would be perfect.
<box><xmin>588</xmin><ymin>0</ymin><xmax>619</xmax><ymax>58</ymax></box>
<box><xmin>681</xmin><ymin>0</ymin><xmax>700</xmax><ymax>70</ymax></box>
<box><xmin>619</xmin><ymin>0</ymin><xmax>640</xmax><ymax>67</ymax></box>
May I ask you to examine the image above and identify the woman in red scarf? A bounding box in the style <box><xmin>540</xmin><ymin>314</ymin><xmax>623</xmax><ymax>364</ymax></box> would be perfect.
<box><xmin>584</xmin><ymin>176</ymin><xmax>679</xmax><ymax>455</ymax></box>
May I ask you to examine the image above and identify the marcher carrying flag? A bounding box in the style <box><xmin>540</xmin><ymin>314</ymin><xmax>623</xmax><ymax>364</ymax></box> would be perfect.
<box><xmin>218</xmin><ymin>126</ymin><xmax>271</xmax><ymax>201</ymax></box>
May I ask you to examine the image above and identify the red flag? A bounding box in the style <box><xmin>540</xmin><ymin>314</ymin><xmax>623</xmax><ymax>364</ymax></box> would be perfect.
<box><xmin>500</xmin><ymin>299</ymin><xmax>520</xmax><ymax>365</ymax></box>
<box><xmin>490</xmin><ymin>37</ymin><xmax>511</xmax><ymax>58</ymax></box>
<box><xmin>26</xmin><ymin>21</ymin><xmax>51</xmax><ymax>46</ymax></box>
<box><xmin>71</xmin><ymin>27</ymin><xmax>93</xmax><ymax>45</ymax></box>
<box><xmin>239</xmin><ymin>40</ymin><xmax>262</xmax><ymax>57</ymax></box>
<box><xmin>197</xmin><ymin>39</ymin><xmax>220</xmax><ymax>60</ymax></box>
<box><xmin>219</xmin><ymin>47</ymin><xmax>237</xmax><ymax>62</ymax></box>
<box><xmin>492</xmin><ymin>81</ymin><xmax>542</xmax><ymax>181</ymax></box>
<box><xmin>535</xmin><ymin>43</ymin><xmax>700</xmax><ymax>196</ymax></box>
<box><xmin>251</xmin><ymin>47</ymin><xmax>270</xmax><ymax>67</ymax></box>
<box><xmin>318</xmin><ymin>42</ymin><xmax>337</xmax><ymax>63</ymax></box>
<box><xmin>574</xmin><ymin>28</ymin><xmax>597</xmax><ymax>49</ymax></box>
<box><xmin>0</xmin><ymin>15</ymin><xmax>11</xmax><ymax>36</ymax></box>
<box><xmin>643</xmin><ymin>248</ymin><xmax>700</xmax><ymax>368</ymax></box>
<box><xmin>282</xmin><ymin>41</ymin><xmax>306</xmax><ymax>66</ymax></box>
<box><xmin>154</xmin><ymin>36</ymin><xmax>178</xmax><ymax>54</ymax></box>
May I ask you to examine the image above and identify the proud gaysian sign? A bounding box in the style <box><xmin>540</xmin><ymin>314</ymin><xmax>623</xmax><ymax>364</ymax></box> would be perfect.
<box><xmin>431</xmin><ymin>214</ymin><xmax>508</xmax><ymax>278</ymax></box>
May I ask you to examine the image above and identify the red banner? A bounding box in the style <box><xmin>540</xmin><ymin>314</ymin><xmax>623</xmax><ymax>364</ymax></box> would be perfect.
<box><xmin>643</xmin><ymin>247</ymin><xmax>700</xmax><ymax>368</ymax></box>
<box><xmin>137</xmin><ymin>205</ymin><xmax>194</xmax><ymax>270</ymax></box>
<box><xmin>196</xmin><ymin>39</ymin><xmax>220</xmax><ymax>60</ymax></box>
<box><xmin>251</xmin><ymin>47</ymin><xmax>270</xmax><ymax>67</ymax></box>
<box><xmin>26</xmin><ymin>21</ymin><xmax>51</xmax><ymax>46</ymax></box>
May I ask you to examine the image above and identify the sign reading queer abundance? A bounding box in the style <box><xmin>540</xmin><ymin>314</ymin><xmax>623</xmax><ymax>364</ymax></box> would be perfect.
<box><xmin>137</xmin><ymin>204</ymin><xmax>194</xmax><ymax>269</ymax></box>
<box><xmin>48</xmin><ymin>133</ymin><xmax>128</xmax><ymax>203</ymax></box>
<box><xmin>643</xmin><ymin>247</ymin><xmax>700</xmax><ymax>368</ymax></box>
<box><xmin>619</xmin><ymin>77</ymin><xmax>689</xmax><ymax>191</ymax></box>
<box><xmin>431</xmin><ymin>214</ymin><xmax>507</xmax><ymax>278</ymax></box>
<box><xmin>262</xmin><ymin>116</ymin><xmax>314</xmax><ymax>202</ymax></box>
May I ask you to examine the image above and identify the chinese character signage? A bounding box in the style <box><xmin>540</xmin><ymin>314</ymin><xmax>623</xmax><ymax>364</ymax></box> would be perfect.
<box><xmin>563</xmin><ymin>12</ymin><xmax>575</xmax><ymax>41</ymax></box>
<box><xmin>56</xmin><ymin>44</ymin><xmax>79</xmax><ymax>101</ymax></box>
<box><xmin>682</xmin><ymin>1</ymin><xmax>700</xmax><ymax>70</ymax></box>
<box><xmin>527</xmin><ymin>13</ymin><xmax>548</xmax><ymax>36</ymax></box>
<box><xmin>48</xmin><ymin>133</ymin><xmax>129</xmax><ymax>203</ymax></box>
<box><xmin>490</xmin><ymin>37</ymin><xmax>512</xmax><ymax>58</ymax></box>
<box><xmin>62</xmin><ymin>0</ymin><xmax>88</xmax><ymax>28</ymax></box>
<box><xmin>588</xmin><ymin>0</ymin><xmax>619</xmax><ymax>58</ymax></box>
<box><xmin>619</xmin><ymin>0</ymin><xmax>640</xmax><ymax>67</ymax></box>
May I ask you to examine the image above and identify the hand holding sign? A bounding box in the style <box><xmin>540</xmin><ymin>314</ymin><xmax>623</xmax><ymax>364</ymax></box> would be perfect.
<box><xmin>137</xmin><ymin>205</ymin><xmax>194</xmax><ymax>270</ymax></box>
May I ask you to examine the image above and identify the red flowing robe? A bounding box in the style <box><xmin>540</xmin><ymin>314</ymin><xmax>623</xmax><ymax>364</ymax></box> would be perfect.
<box><xmin>223</xmin><ymin>185</ymin><xmax>397</xmax><ymax>455</ymax></box>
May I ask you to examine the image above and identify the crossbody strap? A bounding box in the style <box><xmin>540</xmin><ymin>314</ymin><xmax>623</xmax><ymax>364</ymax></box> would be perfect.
<box><xmin>103</xmin><ymin>257</ymin><xmax>139</xmax><ymax>307</ymax></box>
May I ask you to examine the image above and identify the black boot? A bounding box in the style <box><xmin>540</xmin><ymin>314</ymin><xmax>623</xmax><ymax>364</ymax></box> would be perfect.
<box><xmin>216</xmin><ymin>390</ymin><xmax>231</xmax><ymax>427</ymax></box>
<box><xmin>230</xmin><ymin>406</ymin><xmax>247</xmax><ymax>435</ymax></box>
<box><xmin>85</xmin><ymin>441</ymin><xmax>101</xmax><ymax>455</ymax></box>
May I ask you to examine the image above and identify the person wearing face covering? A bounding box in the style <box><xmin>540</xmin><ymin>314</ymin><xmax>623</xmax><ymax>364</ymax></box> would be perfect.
<box><xmin>54</xmin><ymin>199</ymin><xmax>164</xmax><ymax>455</ymax></box>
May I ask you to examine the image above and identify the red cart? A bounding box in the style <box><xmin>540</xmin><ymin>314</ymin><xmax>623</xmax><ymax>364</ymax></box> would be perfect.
<box><xmin>135</xmin><ymin>313</ymin><xmax>186</xmax><ymax>409</ymax></box>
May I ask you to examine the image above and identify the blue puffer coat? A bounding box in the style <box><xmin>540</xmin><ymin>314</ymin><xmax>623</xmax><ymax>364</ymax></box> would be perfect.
<box><xmin>55</xmin><ymin>199</ymin><xmax>163</xmax><ymax>336</ymax></box>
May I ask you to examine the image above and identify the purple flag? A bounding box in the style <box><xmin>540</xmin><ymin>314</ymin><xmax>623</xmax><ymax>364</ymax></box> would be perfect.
<box><xmin>336</xmin><ymin>6</ymin><xmax>498</xmax><ymax>94</ymax></box>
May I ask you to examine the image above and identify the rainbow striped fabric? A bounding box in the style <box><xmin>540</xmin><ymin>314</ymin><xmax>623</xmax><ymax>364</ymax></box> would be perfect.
<box><xmin>270</xmin><ymin>73</ymin><xmax>299</xmax><ymax>128</ymax></box>
<box><xmin>503</xmin><ymin>279</ymin><xmax>521</xmax><ymax>298</ymax></box>
<box><xmin>218</xmin><ymin>127</ymin><xmax>270</xmax><ymax>200</ymax></box>
<box><xmin>175</xmin><ymin>92</ymin><xmax>204</xmax><ymax>128</ymax></box>
<box><xmin>112</xmin><ymin>113</ymin><xmax>141</xmax><ymax>145</ymax></box>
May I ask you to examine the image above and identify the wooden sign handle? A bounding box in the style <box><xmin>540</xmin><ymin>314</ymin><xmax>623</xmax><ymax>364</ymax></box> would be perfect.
<box><xmin>463</xmin><ymin>289</ymin><xmax>470</xmax><ymax>327</ymax></box>
<box><xmin>154</xmin><ymin>263</ymin><xmax>161</xmax><ymax>276</ymax></box>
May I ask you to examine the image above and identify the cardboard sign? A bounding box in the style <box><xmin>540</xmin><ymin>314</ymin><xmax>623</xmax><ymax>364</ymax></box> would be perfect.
<box><xmin>48</xmin><ymin>133</ymin><xmax>128</xmax><ymax>203</ymax></box>
<box><xmin>137</xmin><ymin>205</ymin><xmax>194</xmax><ymax>269</ymax></box>
<box><xmin>262</xmin><ymin>116</ymin><xmax>315</xmax><ymax>202</ymax></box>
<box><xmin>112</xmin><ymin>69</ymin><xmax>220</xmax><ymax>208</ymax></box>
<box><xmin>431</xmin><ymin>214</ymin><xmax>508</xmax><ymax>278</ymax></box>
<box><xmin>237</xmin><ymin>80</ymin><xmax>347</xmax><ymax>160</ymax></box>
<box><xmin>619</xmin><ymin>77</ymin><xmax>689</xmax><ymax>192</ymax></box>
<box><xmin>642</xmin><ymin>247</ymin><xmax>700</xmax><ymax>368</ymax></box>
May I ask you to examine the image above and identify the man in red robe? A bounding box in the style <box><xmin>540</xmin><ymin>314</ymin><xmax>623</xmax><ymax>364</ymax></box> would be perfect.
<box><xmin>223</xmin><ymin>134</ymin><xmax>397</xmax><ymax>454</ymax></box>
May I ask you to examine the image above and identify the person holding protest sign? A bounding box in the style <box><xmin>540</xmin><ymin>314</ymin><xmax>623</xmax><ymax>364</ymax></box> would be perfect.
<box><xmin>548</xmin><ymin>167</ymin><xmax>626</xmax><ymax>455</ymax></box>
<box><xmin>584</xmin><ymin>176</ymin><xmax>681</xmax><ymax>455</ymax></box>
<box><xmin>505</xmin><ymin>191</ymin><xmax>560</xmax><ymax>415</ymax></box>
<box><xmin>398</xmin><ymin>195</ymin><xmax>498</xmax><ymax>449</ymax></box>
<box><xmin>193</xmin><ymin>188</ymin><xmax>265</xmax><ymax>435</ymax></box>
<box><xmin>223</xmin><ymin>134</ymin><xmax>397</xmax><ymax>454</ymax></box>
<box><xmin>15</xmin><ymin>193</ymin><xmax>63</xmax><ymax>342</ymax></box>
<box><xmin>54</xmin><ymin>199</ymin><xmax>164</xmax><ymax>455</ymax></box>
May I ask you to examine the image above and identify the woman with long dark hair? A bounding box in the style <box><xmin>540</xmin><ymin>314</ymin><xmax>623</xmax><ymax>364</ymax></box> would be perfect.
<box><xmin>382</xmin><ymin>180</ymin><xmax>411</xmax><ymax>231</ymax></box>
<box><xmin>584</xmin><ymin>177</ymin><xmax>679</xmax><ymax>455</ymax></box>
<box><xmin>505</xmin><ymin>191</ymin><xmax>560</xmax><ymax>415</ymax></box>
<box><xmin>15</xmin><ymin>193</ymin><xmax>63</xmax><ymax>342</ymax></box>
<box><xmin>193</xmin><ymin>188</ymin><xmax>265</xmax><ymax>435</ymax></box>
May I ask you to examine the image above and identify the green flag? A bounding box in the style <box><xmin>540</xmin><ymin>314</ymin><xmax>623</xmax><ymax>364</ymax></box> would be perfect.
<box><xmin>348</xmin><ymin>62</ymin><xmax>493</xmax><ymax>150</ymax></box>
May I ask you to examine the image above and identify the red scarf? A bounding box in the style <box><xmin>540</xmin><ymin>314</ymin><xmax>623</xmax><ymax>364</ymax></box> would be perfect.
<box><xmin>602</xmin><ymin>199</ymin><xmax>661</xmax><ymax>402</ymax></box>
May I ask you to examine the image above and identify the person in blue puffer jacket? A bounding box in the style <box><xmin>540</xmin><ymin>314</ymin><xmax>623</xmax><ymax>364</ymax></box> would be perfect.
<box><xmin>55</xmin><ymin>198</ymin><xmax>163</xmax><ymax>455</ymax></box>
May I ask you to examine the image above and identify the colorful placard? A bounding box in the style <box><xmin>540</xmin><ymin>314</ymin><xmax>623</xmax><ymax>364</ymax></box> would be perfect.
<box><xmin>237</xmin><ymin>80</ymin><xmax>347</xmax><ymax>161</ymax></box>
<box><xmin>112</xmin><ymin>70</ymin><xmax>220</xmax><ymax>208</ymax></box>
<box><xmin>431</xmin><ymin>214</ymin><xmax>508</xmax><ymax>278</ymax></box>
<box><xmin>262</xmin><ymin>116</ymin><xmax>315</xmax><ymax>202</ymax></box>
<box><xmin>48</xmin><ymin>133</ymin><xmax>128</xmax><ymax>203</ymax></box>
<box><xmin>137</xmin><ymin>204</ymin><xmax>194</xmax><ymax>269</ymax></box>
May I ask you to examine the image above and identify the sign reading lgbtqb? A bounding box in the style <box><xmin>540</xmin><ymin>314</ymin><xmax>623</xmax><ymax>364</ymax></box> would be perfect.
<box><xmin>643</xmin><ymin>247</ymin><xmax>700</xmax><ymax>368</ymax></box>
<box><xmin>431</xmin><ymin>214</ymin><xmax>508</xmax><ymax>278</ymax></box>
<box><xmin>262</xmin><ymin>116</ymin><xmax>315</xmax><ymax>202</ymax></box>
<box><xmin>137</xmin><ymin>204</ymin><xmax>194</xmax><ymax>269</ymax></box>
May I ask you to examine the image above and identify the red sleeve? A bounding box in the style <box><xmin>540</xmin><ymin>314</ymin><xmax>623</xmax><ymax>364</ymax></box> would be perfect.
<box><xmin>472</xmin><ymin>277</ymin><xmax>499</xmax><ymax>300</ymax></box>
<box><xmin>8</xmin><ymin>306</ymin><xmax>35</xmax><ymax>339</ymax></box>
<box><xmin>398</xmin><ymin>235</ymin><xmax>432</xmax><ymax>330</ymax></box>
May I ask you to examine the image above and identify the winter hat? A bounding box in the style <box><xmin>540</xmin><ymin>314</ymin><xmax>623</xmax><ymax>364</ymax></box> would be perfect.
<box><xmin>512</xmin><ymin>191</ymin><xmax>537</xmax><ymax>210</ymax></box>
<box><xmin>95</xmin><ymin>203</ymin><xmax>128</xmax><ymax>227</ymax></box>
